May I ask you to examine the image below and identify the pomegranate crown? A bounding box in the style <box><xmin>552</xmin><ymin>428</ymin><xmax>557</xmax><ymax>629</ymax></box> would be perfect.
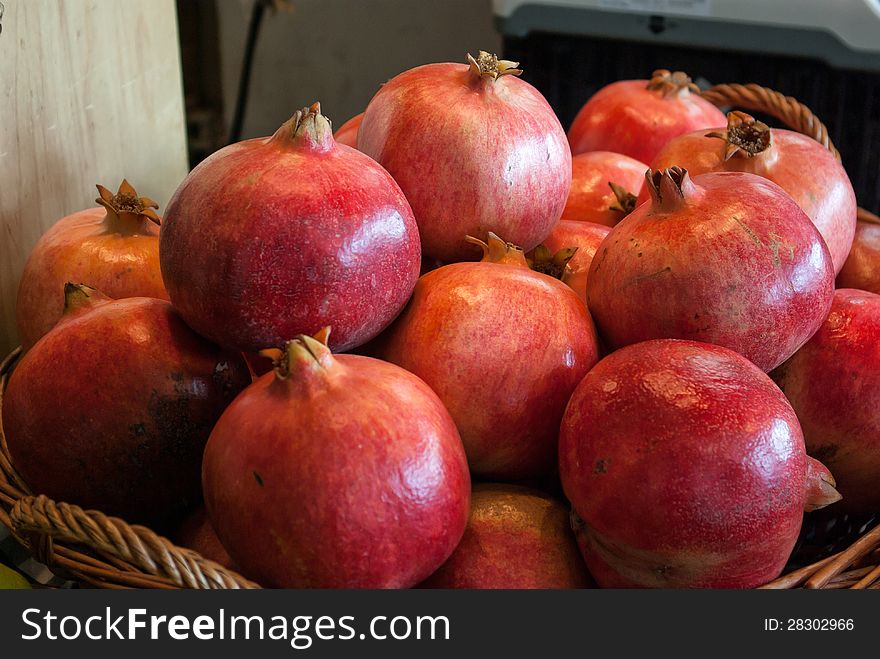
<box><xmin>608</xmin><ymin>181</ymin><xmax>637</xmax><ymax>216</ymax></box>
<box><xmin>467</xmin><ymin>51</ymin><xmax>522</xmax><ymax>80</ymax></box>
<box><xmin>95</xmin><ymin>179</ymin><xmax>161</xmax><ymax>226</ymax></box>
<box><xmin>273</xmin><ymin>102</ymin><xmax>334</xmax><ymax>150</ymax></box>
<box><xmin>646</xmin><ymin>69</ymin><xmax>700</xmax><ymax>98</ymax></box>
<box><xmin>645</xmin><ymin>166</ymin><xmax>695</xmax><ymax>213</ymax></box>
<box><xmin>527</xmin><ymin>244</ymin><xmax>578</xmax><ymax>280</ymax></box>
<box><xmin>705</xmin><ymin>111</ymin><xmax>772</xmax><ymax>160</ymax></box>
<box><xmin>465</xmin><ymin>232</ymin><xmax>531</xmax><ymax>267</ymax></box>
<box><xmin>262</xmin><ymin>327</ymin><xmax>333</xmax><ymax>380</ymax></box>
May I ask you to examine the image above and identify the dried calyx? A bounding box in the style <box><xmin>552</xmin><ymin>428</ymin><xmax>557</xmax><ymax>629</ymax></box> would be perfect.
<box><xmin>646</xmin><ymin>69</ymin><xmax>700</xmax><ymax>98</ymax></box>
<box><xmin>264</xmin><ymin>327</ymin><xmax>334</xmax><ymax>380</ymax></box>
<box><xmin>467</xmin><ymin>51</ymin><xmax>522</xmax><ymax>81</ymax></box>
<box><xmin>465</xmin><ymin>232</ymin><xmax>529</xmax><ymax>267</ymax></box>
<box><xmin>645</xmin><ymin>166</ymin><xmax>694</xmax><ymax>213</ymax></box>
<box><xmin>273</xmin><ymin>102</ymin><xmax>333</xmax><ymax>149</ymax></box>
<box><xmin>527</xmin><ymin>245</ymin><xmax>578</xmax><ymax>280</ymax></box>
<box><xmin>706</xmin><ymin>111</ymin><xmax>772</xmax><ymax>160</ymax></box>
<box><xmin>62</xmin><ymin>282</ymin><xmax>112</xmax><ymax>315</ymax></box>
<box><xmin>608</xmin><ymin>181</ymin><xmax>637</xmax><ymax>216</ymax></box>
<box><xmin>95</xmin><ymin>180</ymin><xmax>161</xmax><ymax>228</ymax></box>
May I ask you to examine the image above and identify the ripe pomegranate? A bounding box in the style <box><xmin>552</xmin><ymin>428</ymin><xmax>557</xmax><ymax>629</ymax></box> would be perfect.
<box><xmin>568</xmin><ymin>69</ymin><xmax>725</xmax><ymax>164</ymax></box>
<box><xmin>588</xmin><ymin>167</ymin><xmax>834</xmax><ymax>372</ymax></box>
<box><xmin>541</xmin><ymin>221</ymin><xmax>611</xmax><ymax>303</ymax></box>
<box><xmin>160</xmin><ymin>103</ymin><xmax>420</xmax><ymax>353</ymax></box>
<box><xmin>562</xmin><ymin>151</ymin><xmax>646</xmax><ymax>226</ymax></box>
<box><xmin>420</xmin><ymin>484</ymin><xmax>592</xmax><ymax>589</ymax></box>
<box><xmin>3</xmin><ymin>285</ymin><xmax>250</xmax><ymax>523</ymax></box>
<box><xmin>333</xmin><ymin>112</ymin><xmax>363</xmax><ymax>147</ymax></box>
<box><xmin>375</xmin><ymin>233</ymin><xmax>600</xmax><ymax>479</ymax></box>
<box><xmin>16</xmin><ymin>180</ymin><xmax>167</xmax><ymax>351</ymax></box>
<box><xmin>773</xmin><ymin>289</ymin><xmax>880</xmax><ymax>513</ymax></box>
<box><xmin>560</xmin><ymin>339</ymin><xmax>841</xmax><ymax>588</ymax></box>
<box><xmin>202</xmin><ymin>330</ymin><xmax>470</xmax><ymax>588</ymax></box>
<box><xmin>358</xmin><ymin>51</ymin><xmax>570</xmax><ymax>263</ymax></box>
<box><xmin>174</xmin><ymin>506</ymin><xmax>236</xmax><ymax>570</ymax></box>
<box><xmin>836</xmin><ymin>209</ymin><xmax>880</xmax><ymax>294</ymax></box>
<box><xmin>645</xmin><ymin>111</ymin><xmax>857</xmax><ymax>273</ymax></box>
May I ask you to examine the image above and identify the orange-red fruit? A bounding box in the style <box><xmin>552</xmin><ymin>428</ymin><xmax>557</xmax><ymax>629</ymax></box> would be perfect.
<box><xmin>420</xmin><ymin>484</ymin><xmax>592</xmax><ymax>589</ymax></box>
<box><xmin>376</xmin><ymin>233</ymin><xmax>600</xmax><ymax>480</ymax></box>
<box><xmin>836</xmin><ymin>211</ymin><xmax>880</xmax><ymax>294</ymax></box>
<box><xmin>543</xmin><ymin>221</ymin><xmax>611</xmax><ymax>303</ymax></box>
<box><xmin>563</xmin><ymin>151</ymin><xmax>646</xmax><ymax>226</ymax></box>
<box><xmin>333</xmin><ymin>112</ymin><xmax>363</xmax><ymax>147</ymax></box>
<box><xmin>202</xmin><ymin>332</ymin><xmax>471</xmax><ymax>588</ymax></box>
<box><xmin>568</xmin><ymin>70</ymin><xmax>725</xmax><ymax>164</ymax></box>
<box><xmin>174</xmin><ymin>506</ymin><xmax>236</xmax><ymax>571</ymax></box>
<box><xmin>773</xmin><ymin>289</ymin><xmax>880</xmax><ymax>513</ymax></box>
<box><xmin>16</xmin><ymin>180</ymin><xmax>167</xmax><ymax>351</ymax></box>
<box><xmin>560</xmin><ymin>339</ymin><xmax>840</xmax><ymax>588</ymax></box>
<box><xmin>3</xmin><ymin>285</ymin><xmax>250</xmax><ymax>524</ymax></box>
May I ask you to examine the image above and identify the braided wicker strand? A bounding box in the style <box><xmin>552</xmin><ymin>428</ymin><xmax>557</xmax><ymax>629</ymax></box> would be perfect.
<box><xmin>701</xmin><ymin>83</ymin><xmax>840</xmax><ymax>160</ymax></box>
<box><xmin>11</xmin><ymin>495</ymin><xmax>258</xmax><ymax>590</ymax></box>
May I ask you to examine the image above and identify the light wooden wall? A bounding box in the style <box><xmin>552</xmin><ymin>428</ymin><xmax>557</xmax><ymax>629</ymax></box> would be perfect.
<box><xmin>0</xmin><ymin>0</ymin><xmax>188</xmax><ymax>354</ymax></box>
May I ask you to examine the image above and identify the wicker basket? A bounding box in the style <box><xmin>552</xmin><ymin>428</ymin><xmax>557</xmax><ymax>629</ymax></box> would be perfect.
<box><xmin>1</xmin><ymin>82</ymin><xmax>879</xmax><ymax>590</ymax></box>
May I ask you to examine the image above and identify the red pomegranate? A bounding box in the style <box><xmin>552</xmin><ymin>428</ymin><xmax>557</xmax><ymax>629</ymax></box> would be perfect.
<box><xmin>358</xmin><ymin>51</ymin><xmax>571</xmax><ymax>262</ymax></box>
<box><xmin>159</xmin><ymin>103</ymin><xmax>420</xmax><ymax>353</ymax></box>
<box><xmin>645</xmin><ymin>111</ymin><xmax>857</xmax><ymax>273</ymax></box>
<box><xmin>174</xmin><ymin>506</ymin><xmax>236</xmax><ymax>571</ymax></box>
<box><xmin>3</xmin><ymin>285</ymin><xmax>250</xmax><ymax>523</ymax></box>
<box><xmin>836</xmin><ymin>209</ymin><xmax>880</xmax><ymax>294</ymax></box>
<box><xmin>568</xmin><ymin>69</ymin><xmax>725</xmax><ymax>164</ymax></box>
<box><xmin>541</xmin><ymin>221</ymin><xmax>611</xmax><ymax>303</ymax></box>
<box><xmin>560</xmin><ymin>339</ymin><xmax>841</xmax><ymax>588</ymax></box>
<box><xmin>773</xmin><ymin>289</ymin><xmax>880</xmax><ymax>513</ymax></box>
<box><xmin>202</xmin><ymin>330</ymin><xmax>471</xmax><ymax>588</ymax></box>
<box><xmin>420</xmin><ymin>484</ymin><xmax>592</xmax><ymax>589</ymax></box>
<box><xmin>333</xmin><ymin>112</ymin><xmax>363</xmax><ymax>147</ymax></box>
<box><xmin>375</xmin><ymin>233</ymin><xmax>600</xmax><ymax>479</ymax></box>
<box><xmin>587</xmin><ymin>167</ymin><xmax>834</xmax><ymax>372</ymax></box>
<box><xmin>16</xmin><ymin>180</ymin><xmax>167</xmax><ymax>351</ymax></box>
<box><xmin>562</xmin><ymin>151</ymin><xmax>646</xmax><ymax>226</ymax></box>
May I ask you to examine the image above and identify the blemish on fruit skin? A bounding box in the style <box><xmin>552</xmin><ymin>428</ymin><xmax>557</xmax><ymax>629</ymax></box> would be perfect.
<box><xmin>253</xmin><ymin>470</ymin><xmax>264</xmax><ymax>487</ymax></box>
<box><xmin>593</xmin><ymin>459</ymin><xmax>608</xmax><ymax>474</ymax></box>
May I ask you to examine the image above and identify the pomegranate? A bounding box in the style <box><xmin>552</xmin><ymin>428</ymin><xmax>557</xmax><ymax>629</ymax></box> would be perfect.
<box><xmin>202</xmin><ymin>330</ymin><xmax>470</xmax><ymax>588</ymax></box>
<box><xmin>560</xmin><ymin>339</ymin><xmax>841</xmax><ymax>588</ymax></box>
<box><xmin>568</xmin><ymin>69</ymin><xmax>725</xmax><ymax>164</ymax></box>
<box><xmin>540</xmin><ymin>221</ymin><xmax>611</xmax><ymax>303</ymax></box>
<box><xmin>2</xmin><ymin>285</ymin><xmax>250</xmax><ymax>523</ymax></box>
<box><xmin>16</xmin><ymin>180</ymin><xmax>167</xmax><ymax>351</ymax></box>
<box><xmin>174</xmin><ymin>506</ymin><xmax>236</xmax><ymax>570</ymax></box>
<box><xmin>358</xmin><ymin>51</ymin><xmax>571</xmax><ymax>263</ymax></box>
<box><xmin>562</xmin><ymin>151</ymin><xmax>646</xmax><ymax>226</ymax></box>
<box><xmin>773</xmin><ymin>289</ymin><xmax>880</xmax><ymax>513</ymax></box>
<box><xmin>420</xmin><ymin>484</ymin><xmax>592</xmax><ymax>589</ymax></box>
<box><xmin>160</xmin><ymin>103</ymin><xmax>420</xmax><ymax>353</ymax></box>
<box><xmin>836</xmin><ymin>209</ymin><xmax>880</xmax><ymax>294</ymax></box>
<box><xmin>587</xmin><ymin>167</ymin><xmax>834</xmax><ymax>372</ymax></box>
<box><xmin>645</xmin><ymin>111</ymin><xmax>857</xmax><ymax>273</ymax></box>
<box><xmin>375</xmin><ymin>233</ymin><xmax>600</xmax><ymax>479</ymax></box>
<box><xmin>333</xmin><ymin>112</ymin><xmax>363</xmax><ymax>147</ymax></box>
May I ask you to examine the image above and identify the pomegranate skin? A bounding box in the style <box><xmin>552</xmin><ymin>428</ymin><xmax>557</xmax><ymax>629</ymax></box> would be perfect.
<box><xmin>3</xmin><ymin>295</ymin><xmax>250</xmax><ymax>524</ymax></box>
<box><xmin>16</xmin><ymin>182</ymin><xmax>167</xmax><ymax>351</ymax></box>
<box><xmin>376</xmin><ymin>234</ymin><xmax>600</xmax><ymax>480</ymax></box>
<box><xmin>333</xmin><ymin>112</ymin><xmax>363</xmax><ymax>148</ymax></box>
<box><xmin>646</xmin><ymin>117</ymin><xmax>857</xmax><ymax>274</ymax></box>
<box><xmin>560</xmin><ymin>339</ymin><xmax>832</xmax><ymax>588</ymax></box>
<box><xmin>420</xmin><ymin>484</ymin><xmax>592</xmax><ymax>589</ymax></box>
<box><xmin>588</xmin><ymin>169</ymin><xmax>834</xmax><ymax>372</ymax></box>
<box><xmin>202</xmin><ymin>335</ymin><xmax>471</xmax><ymax>589</ymax></box>
<box><xmin>160</xmin><ymin>105</ymin><xmax>420</xmax><ymax>353</ymax></box>
<box><xmin>562</xmin><ymin>151</ymin><xmax>647</xmax><ymax>226</ymax></box>
<box><xmin>568</xmin><ymin>74</ymin><xmax>725</xmax><ymax>164</ymax></box>
<box><xmin>174</xmin><ymin>506</ymin><xmax>236</xmax><ymax>571</ymax></box>
<box><xmin>358</xmin><ymin>54</ymin><xmax>571</xmax><ymax>263</ymax></box>
<box><xmin>773</xmin><ymin>289</ymin><xmax>880</xmax><ymax>513</ymax></box>
<box><xmin>836</xmin><ymin>216</ymin><xmax>880</xmax><ymax>294</ymax></box>
<box><xmin>543</xmin><ymin>221</ymin><xmax>611</xmax><ymax>303</ymax></box>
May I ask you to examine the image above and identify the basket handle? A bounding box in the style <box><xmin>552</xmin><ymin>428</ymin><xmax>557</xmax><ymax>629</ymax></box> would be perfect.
<box><xmin>701</xmin><ymin>83</ymin><xmax>840</xmax><ymax>161</ymax></box>
<box><xmin>10</xmin><ymin>494</ymin><xmax>259</xmax><ymax>589</ymax></box>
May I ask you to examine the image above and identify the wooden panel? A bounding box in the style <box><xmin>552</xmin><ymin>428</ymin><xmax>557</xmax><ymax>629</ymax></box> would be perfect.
<box><xmin>0</xmin><ymin>0</ymin><xmax>188</xmax><ymax>354</ymax></box>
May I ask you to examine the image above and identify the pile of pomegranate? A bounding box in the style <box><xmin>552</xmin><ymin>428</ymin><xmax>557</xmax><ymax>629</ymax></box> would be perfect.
<box><xmin>5</xmin><ymin>52</ymin><xmax>876</xmax><ymax>590</ymax></box>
